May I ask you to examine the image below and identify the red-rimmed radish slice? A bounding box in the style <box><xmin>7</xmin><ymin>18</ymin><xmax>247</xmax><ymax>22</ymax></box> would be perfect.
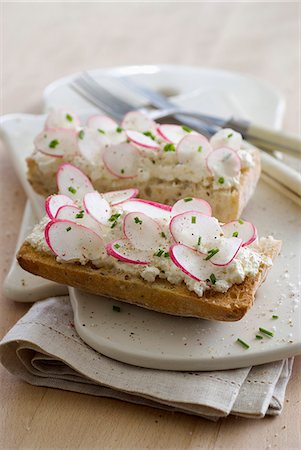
<box><xmin>55</xmin><ymin>205</ymin><xmax>103</xmax><ymax>236</ymax></box>
<box><xmin>103</xmin><ymin>188</ymin><xmax>139</xmax><ymax>206</ymax></box>
<box><xmin>87</xmin><ymin>115</ymin><xmax>118</xmax><ymax>133</ymax></box>
<box><xmin>106</xmin><ymin>239</ymin><xmax>151</xmax><ymax>265</ymax></box>
<box><xmin>176</xmin><ymin>134</ymin><xmax>212</xmax><ymax>164</ymax></box>
<box><xmin>210</xmin><ymin>128</ymin><xmax>242</xmax><ymax>151</ymax></box>
<box><xmin>208</xmin><ymin>237</ymin><xmax>242</xmax><ymax>266</ymax></box>
<box><xmin>83</xmin><ymin>192</ymin><xmax>111</xmax><ymax>225</ymax></box>
<box><xmin>78</xmin><ymin>128</ymin><xmax>109</xmax><ymax>162</ymax></box>
<box><xmin>45</xmin><ymin>110</ymin><xmax>80</xmax><ymax>130</ymax></box>
<box><xmin>206</xmin><ymin>147</ymin><xmax>241</xmax><ymax>179</ymax></box>
<box><xmin>57</xmin><ymin>163</ymin><xmax>94</xmax><ymax>201</ymax></box>
<box><xmin>126</xmin><ymin>130</ymin><xmax>160</xmax><ymax>151</ymax></box>
<box><xmin>171</xmin><ymin>198</ymin><xmax>212</xmax><ymax>217</ymax></box>
<box><xmin>121</xmin><ymin>111</ymin><xmax>156</xmax><ymax>132</ymax></box>
<box><xmin>122</xmin><ymin>199</ymin><xmax>171</xmax><ymax>221</ymax></box>
<box><xmin>45</xmin><ymin>194</ymin><xmax>75</xmax><ymax>219</ymax></box>
<box><xmin>169</xmin><ymin>244</ymin><xmax>212</xmax><ymax>282</ymax></box>
<box><xmin>170</xmin><ymin>211</ymin><xmax>222</xmax><ymax>248</ymax></box>
<box><xmin>45</xmin><ymin>220</ymin><xmax>104</xmax><ymax>261</ymax></box>
<box><xmin>221</xmin><ymin>220</ymin><xmax>257</xmax><ymax>247</ymax></box>
<box><xmin>123</xmin><ymin>212</ymin><xmax>163</xmax><ymax>251</ymax></box>
<box><xmin>34</xmin><ymin>129</ymin><xmax>79</xmax><ymax>157</ymax></box>
<box><xmin>103</xmin><ymin>143</ymin><xmax>139</xmax><ymax>179</ymax></box>
<box><xmin>157</xmin><ymin>124</ymin><xmax>196</xmax><ymax>144</ymax></box>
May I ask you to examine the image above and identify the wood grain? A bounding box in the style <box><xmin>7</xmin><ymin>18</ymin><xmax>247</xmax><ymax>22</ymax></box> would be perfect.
<box><xmin>1</xmin><ymin>2</ymin><xmax>300</xmax><ymax>449</ymax></box>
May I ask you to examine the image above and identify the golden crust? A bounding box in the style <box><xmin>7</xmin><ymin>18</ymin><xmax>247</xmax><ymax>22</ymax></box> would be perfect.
<box><xmin>26</xmin><ymin>148</ymin><xmax>261</xmax><ymax>223</ymax></box>
<box><xmin>17</xmin><ymin>237</ymin><xmax>281</xmax><ymax>321</ymax></box>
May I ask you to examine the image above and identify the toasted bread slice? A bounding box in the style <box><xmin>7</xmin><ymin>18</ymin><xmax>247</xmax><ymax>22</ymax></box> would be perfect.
<box><xmin>26</xmin><ymin>147</ymin><xmax>260</xmax><ymax>223</ymax></box>
<box><xmin>17</xmin><ymin>237</ymin><xmax>281</xmax><ymax>321</ymax></box>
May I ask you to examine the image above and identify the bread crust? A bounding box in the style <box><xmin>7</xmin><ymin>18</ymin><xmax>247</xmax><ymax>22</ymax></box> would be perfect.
<box><xmin>26</xmin><ymin>148</ymin><xmax>261</xmax><ymax>223</ymax></box>
<box><xmin>17</xmin><ymin>237</ymin><xmax>281</xmax><ymax>321</ymax></box>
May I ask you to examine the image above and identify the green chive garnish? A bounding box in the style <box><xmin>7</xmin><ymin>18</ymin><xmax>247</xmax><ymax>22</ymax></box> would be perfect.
<box><xmin>210</xmin><ymin>273</ymin><xmax>216</xmax><ymax>285</ymax></box>
<box><xmin>204</xmin><ymin>248</ymin><xmax>219</xmax><ymax>260</ymax></box>
<box><xmin>49</xmin><ymin>139</ymin><xmax>59</xmax><ymax>148</ymax></box>
<box><xmin>182</xmin><ymin>125</ymin><xmax>192</xmax><ymax>133</ymax></box>
<box><xmin>191</xmin><ymin>216</ymin><xmax>196</xmax><ymax>224</ymax></box>
<box><xmin>227</xmin><ymin>133</ymin><xmax>233</xmax><ymax>138</ymax></box>
<box><xmin>79</xmin><ymin>130</ymin><xmax>85</xmax><ymax>140</ymax></box>
<box><xmin>272</xmin><ymin>315</ymin><xmax>279</xmax><ymax>319</ymax></box>
<box><xmin>134</xmin><ymin>217</ymin><xmax>142</xmax><ymax>225</ymax></box>
<box><xmin>163</xmin><ymin>143</ymin><xmax>175</xmax><ymax>152</ymax></box>
<box><xmin>256</xmin><ymin>335</ymin><xmax>263</xmax><ymax>340</ymax></box>
<box><xmin>114</xmin><ymin>243</ymin><xmax>120</xmax><ymax>249</ymax></box>
<box><xmin>197</xmin><ymin>236</ymin><xmax>202</xmax><ymax>246</ymax></box>
<box><xmin>197</xmin><ymin>146</ymin><xmax>202</xmax><ymax>152</ymax></box>
<box><xmin>68</xmin><ymin>186</ymin><xmax>77</xmax><ymax>194</ymax></box>
<box><xmin>232</xmin><ymin>231</ymin><xmax>239</xmax><ymax>237</ymax></box>
<box><xmin>218</xmin><ymin>177</ymin><xmax>225</xmax><ymax>184</ymax></box>
<box><xmin>113</xmin><ymin>305</ymin><xmax>121</xmax><ymax>312</ymax></box>
<box><xmin>75</xmin><ymin>210</ymin><xmax>84</xmax><ymax>219</ymax></box>
<box><xmin>155</xmin><ymin>249</ymin><xmax>164</xmax><ymax>257</ymax></box>
<box><xmin>66</xmin><ymin>226</ymin><xmax>71</xmax><ymax>232</ymax></box>
<box><xmin>238</xmin><ymin>219</ymin><xmax>244</xmax><ymax>224</ymax></box>
<box><xmin>116</xmin><ymin>127</ymin><xmax>123</xmax><ymax>133</ymax></box>
<box><xmin>161</xmin><ymin>232</ymin><xmax>166</xmax><ymax>238</ymax></box>
<box><xmin>121</xmin><ymin>169</ymin><xmax>125</xmax><ymax>174</ymax></box>
<box><xmin>109</xmin><ymin>213</ymin><xmax>121</xmax><ymax>222</ymax></box>
<box><xmin>164</xmin><ymin>252</ymin><xmax>170</xmax><ymax>258</ymax></box>
<box><xmin>66</xmin><ymin>114</ymin><xmax>73</xmax><ymax>122</ymax></box>
<box><xmin>236</xmin><ymin>338</ymin><xmax>250</xmax><ymax>349</ymax></box>
<box><xmin>259</xmin><ymin>327</ymin><xmax>274</xmax><ymax>337</ymax></box>
<box><xmin>98</xmin><ymin>128</ymin><xmax>105</xmax><ymax>134</ymax></box>
<box><xmin>143</xmin><ymin>131</ymin><xmax>155</xmax><ymax>140</ymax></box>
<box><xmin>184</xmin><ymin>197</ymin><xmax>193</xmax><ymax>202</ymax></box>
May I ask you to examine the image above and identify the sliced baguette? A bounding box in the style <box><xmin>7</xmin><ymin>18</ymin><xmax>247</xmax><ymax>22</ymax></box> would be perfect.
<box><xmin>26</xmin><ymin>147</ymin><xmax>260</xmax><ymax>223</ymax></box>
<box><xmin>17</xmin><ymin>237</ymin><xmax>281</xmax><ymax>321</ymax></box>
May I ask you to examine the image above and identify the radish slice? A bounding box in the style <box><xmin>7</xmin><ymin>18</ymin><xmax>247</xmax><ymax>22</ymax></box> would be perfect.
<box><xmin>83</xmin><ymin>192</ymin><xmax>111</xmax><ymax>225</ymax></box>
<box><xmin>157</xmin><ymin>124</ymin><xmax>196</xmax><ymax>144</ymax></box>
<box><xmin>207</xmin><ymin>237</ymin><xmax>242</xmax><ymax>266</ymax></box>
<box><xmin>78</xmin><ymin>128</ymin><xmax>109</xmax><ymax>162</ymax></box>
<box><xmin>45</xmin><ymin>220</ymin><xmax>104</xmax><ymax>261</ymax></box>
<box><xmin>45</xmin><ymin>194</ymin><xmax>75</xmax><ymax>219</ymax></box>
<box><xmin>169</xmin><ymin>244</ymin><xmax>212</xmax><ymax>282</ymax></box>
<box><xmin>55</xmin><ymin>205</ymin><xmax>103</xmax><ymax>236</ymax></box>
<box><xmin>45</xmin><ymin>110</ymin><xmax>80</xmax><ymax>130</ymax></box>
<box><xmin>210</xmin><ymin>128</ymin><xmax>242</xmax><ymax>151</ymax></box>
<box><xmin>170</xmin><ymin>211</ymin><xmax>222</xmax><ymax>248</ymax></box>
<box><xmin>176</xmin><ymin>134</ymin><xmax>212</xmax><ymax>164</ymax></box>
<box><xmin>103</xmin><ymin>188</ymin><xmax>139</xmax><ymax>206</ymax></box>
<box><xmin>57</xmin><ymin>163</ymin><xmax>94</xmax><ymax>201</ymax></box>
<box><xmin>87</xmin><ymin>115</ymin><xmax>118</xmax><ymax>133</ymax></box>
<box><xmin>34</xmin><ymin>129</ymin><xmax>79</xmax><ymax>158</ymax></box>
<box><xmin>103</xmin><ymin>143</ymin><xmax>139</xmax><ymax>179</ymax></box>
<box><xmin>126</xmin><ymin>130</ymin><xmax>160</xmax><ymax>151</ymax></box>
<box><xmin>123</xmin><ymin>212</ymin><xmax>163</xmax><ymax>251</ymax></box>
<box><xmin>171</xmin><ymin>198</ymin><xmax>212</xmax><ymax>217</ymax></box>
<box><xmin>222</xmin><ymin>220</ymin><xmax>257</xmax><ymax>247</ymax></box>
<box><xmin>106</xmin><ymin>239</ymin><xmax>151</xmax><ymax>265</ymax></box>
<box><xmin>206</xmin><ymin>147</ymin><xmax>241</xmax><ymax>179</ymax></box>
<box><xmin>121</xmin><ymin>111</ymin><xmax>157</xmax><ymax>133</ymax></box>
<box><xmin>122</xmin><ymin>199</ymin><xmax>171</xmax><ymax>221</ymax></box>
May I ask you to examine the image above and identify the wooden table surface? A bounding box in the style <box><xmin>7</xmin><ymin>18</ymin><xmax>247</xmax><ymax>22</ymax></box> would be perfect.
<box><xmin>1</xmin><ymin>2</ymin><xmax>300</xmax><ymax>449</ymax></box>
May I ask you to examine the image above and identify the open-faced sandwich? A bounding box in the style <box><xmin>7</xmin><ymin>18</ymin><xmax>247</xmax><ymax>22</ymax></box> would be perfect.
<box><xmin>18</xmin><ymin>164</ymin><xmax>281</xmax><ymax>321</ymax></box>
<box><xmin>27</xmin><ymin>109</ymin><xmax>261</xmax><ymax>222</ymax></box>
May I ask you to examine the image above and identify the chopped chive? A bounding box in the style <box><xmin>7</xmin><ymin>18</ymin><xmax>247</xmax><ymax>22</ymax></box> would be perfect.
<box><xmin>191</xmin><ymin>216</ymin><xmax>196</xmax><ymax>224</ymax></box>
<box><xmin>210</xmin><ymin>273</ymin><xmax>216</xmax><ymax>285</ymax></box>
<box><xmin>164</xmin><ymin>252</ymin><xmax>170</xmax><ymax>258</ymax></box>
<box><xmin>112</xmin><ymin>305</ymin><xmax>121</xmax><ymax>312</ymax></box>
<box><xmin>110</xmin><ymin>222</ymin><xmax>117</xmax><ymax>229</ymax></box>
<box><xmin>109</xmin><ymin>213</ymin><xmax>121</xmax><ymax>222</ymax></box>
<box><xmin>163</xmin><ymin>143</ymin><xmax>175</xmax><ymax>152</ymax></box>
<box><xmin>197</xmin><ymin>236</ymin><xmax>202</xmax><ymax>246</ymax></box>
<box><xmin>66</xmin><ymin>226</ymin><xmax>71</xmax><ymax>232</ymax></box>
<box><xmin>182</xmin><ymin>125</ymin><xmax>192</xmax><ymax>133</ymax></box>
<box><xmin>232</xmin><ymin>231</ymin><xmax>239</xmax><ymax>237</ymax></box>
<box><xmin>66</xmin><ymin>113</ymin><xmax>73</xmax><ymax>122</ymax></box>
<box><xmin>75</xmin><ymin>210</ymin><xmax>84</xmax><ymax>219</ymax></box>
<box><xmin>204</xmin><ymin>248</ymin><xmax>219</xmax><ymax>260</ymax></box>
<box><xmin>114</xmin><ymin>243</ymin><xmax>120</xmax><ymax>249</ymax></box>
<box><xmin>218</xmin><ymin>177</ymin><xmax>225</xmax><ymax>184</ymax></box>
<box><xmin>227</xmin><ymin>132</ymin><xmax>233</xmax><ymax>138</ymax></box>
<box><xmin>197</xmin><ymin>145</ymin><xmax>202</xmax><ymax>152</ymax></box>
<box><xmin>236</xmin><ymin>338</ymin><xmax>250</xmax><ymax>349</ymax></box>
<box><xmin>272</xmin><ymin>315</ymin><xmax>279</xmax><ymax>319</ymax></box>
<box><xmin>49</xmin><ymin>139</ymin><xmax>59</xmax><ymax>148</ymax></box>
<box><xmin>184</xmin><ymin>197</ymin><xmax>193</xmax><ymax>202</ymax></box>
<box><xmin>238</xmin><ymin>219</ymin><xmax>244</xmax><ymax>224</ymax></box>
<box><xmin>143</xmin><ymin>131</ymin><xmax>155</xmax><ymax>140</ymax></box>
<box><xmin>98</xmin><ymin>128</ymin><xmax>105</xmax><ymax>134</ymax></box>
<box><xmin>161</xmin><ymin>232</ymin><xmax>166</xmax><ymax>238</ymax></box>
<box><xmin>259</xmin><ymin>327</ymin><xmax>274</xmax><ymax>337</ymax></box>
<box><xmin>68</xmin><ymin>186</ymin><xmax>77</xmax><ymax>194</ymax></box>
<box><xmin>134</xmin><ymin>216</ymin><xmax>142</xmax><ymax>225</ymax></box>
<box><xmin>155</xmin><ymin>249</ymin><xmax>164</xmax><ymax>257</ymax></box>
<box><xmin>78</xmin><ymin>130</ymin><xmax>85</xmax><ymax>140</ymax></box>
<box><xmin>256</xmin><ymin>335</ymin><xmax>263</xmax><ymax>340</ymax></box>
<box><xmin>116</xmin><ymin>127</ymin><xmax>123</xmax><ymax>133</ymax></box>
<box><xmin>121</xmin><ymin>169</ymin><xmax>125</xmax><ymax>174</ymax></box>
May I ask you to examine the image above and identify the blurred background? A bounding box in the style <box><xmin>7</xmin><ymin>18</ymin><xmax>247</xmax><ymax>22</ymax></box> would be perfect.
<box><xmin>2</xmin><ymin>1</ymin><xmax>299</xmax><ymax>132</ymax></box>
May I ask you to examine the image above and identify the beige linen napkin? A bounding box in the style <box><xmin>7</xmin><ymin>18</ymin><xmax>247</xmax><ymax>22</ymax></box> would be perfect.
<box><xmin>0</xmin><ymin>296</ymin><xmax>293</xmax><ymax>421</ymax></box>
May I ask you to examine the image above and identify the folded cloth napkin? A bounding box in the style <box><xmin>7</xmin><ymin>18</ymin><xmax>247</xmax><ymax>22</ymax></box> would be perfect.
<box><xmin>0</xmin><ymin>296</ymin><xmax>293</xmax><ymax>421</ymax></box>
